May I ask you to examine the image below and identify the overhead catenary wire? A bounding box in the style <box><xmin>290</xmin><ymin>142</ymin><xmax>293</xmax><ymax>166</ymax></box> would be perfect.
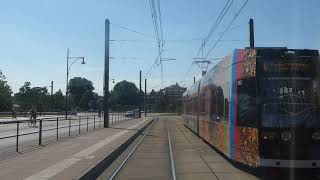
<box><xmin>205</xmin><ymin>0</ymin><xmax>249</xmax><ymax>59</ymax></box>
<box><xmin>110</xmin><ymin>22</ymin><xmax>154</xmax><ymax>38</ymax></box>
<box><xmin>147</xmin><ymin>0</ymin><xmax>166</xmax><ymax>84</ymax></box>
<box><xmin>195</xmin><ymin>0</ymin><xmax>234</xmax><ymax>58</ymax></box>
<box><xmin>181</xmin><ymin>0</ymin><xmax>234</xmax><ymax>86</ymax></box>
<box><xmin>181</xmin><ymin>0</ymin><xmax>249</xmax><ymax>87</ymax></box>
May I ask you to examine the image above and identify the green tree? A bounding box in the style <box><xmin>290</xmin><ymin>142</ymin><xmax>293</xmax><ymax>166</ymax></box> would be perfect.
<box><xmin>0</xmin><ymin>71</ymin><xmax>12</xmax><ymax>111</ymax></box>
<box><xmin>110</xmin><ymin>80</ymin><xmax>142</xmax><ymax>110</ymax></box>
<box><xmin>79</xmin><ymin>91</ymin><xmax>99</xmax><ymax>110</ymax></box>
<box><xmin>68</xmin><ymin>77</ymin><xmax>95</xmax><ymax>110</ymax></box>
<box><xmin>15</xmin><ymin>82</ymin><xmax>50</xmax><ymax>111</ymax></box>
<box><xmin>52</xmin><ymin>89</ymin><xmax>65</xmax><ymax>111</ymax></box>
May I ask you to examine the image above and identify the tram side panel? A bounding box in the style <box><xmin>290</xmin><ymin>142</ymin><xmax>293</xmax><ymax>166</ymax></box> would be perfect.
<box><xmin>230</xmin><ymin>49</ymin><xmax>259</xmax><ymax>167</ymax></box>
<box><xmin>183</xmin><ymin>48</ymin><xmax>260</xmax><ymax>167</ymax></box>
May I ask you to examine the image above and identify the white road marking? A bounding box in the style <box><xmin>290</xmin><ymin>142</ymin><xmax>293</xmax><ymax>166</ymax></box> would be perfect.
<box><xmin>24</xmin><ymin>119</ymin><xmax>148</xmax><ymax>180</ymax></box>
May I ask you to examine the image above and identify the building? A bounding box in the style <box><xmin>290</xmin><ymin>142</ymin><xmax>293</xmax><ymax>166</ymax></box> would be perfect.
<box><xmin>146</xmin><ymin>83</ymin><xmax>186</xmax><ymax>113</ymax></box>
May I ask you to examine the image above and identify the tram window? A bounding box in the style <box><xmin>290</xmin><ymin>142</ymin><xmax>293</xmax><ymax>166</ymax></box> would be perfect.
<box><xmin>224</xmin><ymin>98</ymin><xmax>229</xmax><ymax>119</ymax></box>
<box><xmin>210</xmin><ymin>87</ymin><xmax>224</xmax><ymax>122</ymax></box>
<box><xmin>201</xmin><ymin>93</ymin><xmax>205</xmax><ymax>114</ymax></box>
<box><xmin>236</xmin><ymin>78</ymin><xmax>257</xmax><ymax>127</ymax></box>
<box><xmin>280</xmin><ymin>87</ymin><xmax>284</xmax><ymax>95</ymax></box>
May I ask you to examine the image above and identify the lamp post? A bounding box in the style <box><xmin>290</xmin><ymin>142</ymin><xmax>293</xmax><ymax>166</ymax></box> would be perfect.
<box><xmin>65</xmin><ymin>48</ymin><xmax>86</xmax><ymax>119</ymax></box>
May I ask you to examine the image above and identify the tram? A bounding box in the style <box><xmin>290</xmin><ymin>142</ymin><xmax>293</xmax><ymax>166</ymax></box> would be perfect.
<box><xmin>183</xmin><ymin>47</ymin><xmax>320</xmax><ymax>168</ymax></box>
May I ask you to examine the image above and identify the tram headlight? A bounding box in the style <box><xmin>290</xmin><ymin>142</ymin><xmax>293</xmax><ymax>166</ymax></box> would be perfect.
<box><xmin>281</xmin><ymin>131</ymin><xmax>292</xmax><ymax>141</ymax></box>
<box><xmin>312</xmin><ymin>131</ymin><xmax>320</xmax><ymax>141</ymax></box>
<box><xmin>260</xmin><ymin>131</ymin><xmax>278</xmax><ymax>140</ymax></box>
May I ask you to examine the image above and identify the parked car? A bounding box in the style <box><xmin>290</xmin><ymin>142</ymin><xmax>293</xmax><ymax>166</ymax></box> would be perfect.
<box><xmin>125</xmin><ymin>111</ymin><xmax>133</xmax><ymax>117</ymax></box>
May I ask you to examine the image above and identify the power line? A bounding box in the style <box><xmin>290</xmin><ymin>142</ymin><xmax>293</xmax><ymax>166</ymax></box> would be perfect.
<box><xmin>195</xmin><ymin>0</ymin><xmax>234</xmax><ymax>58</ymax></box>
<box><xmin>147</xmin><ymin>0</ymin><xmax>166</xmax><ymax>84</ymax></box>
<box><xmin>205</xmin><ymin>0</ymin><xmax>249</xmax><ymax>58</ymax></box>
<box><xmin>110</xmin><ymin>23</ymin><xmax>154</xmax><ymax>38</ymax></box>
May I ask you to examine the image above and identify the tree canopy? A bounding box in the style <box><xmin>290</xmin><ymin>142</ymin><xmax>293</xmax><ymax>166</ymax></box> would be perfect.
<box><xmin>0</xmin><ymin>71</ymin><xmax>12</xmax><ymax>111</ymax></box>
<box><xmin>68</xmin><ymin>77</ymin><xmax>96</xmax><ymax>110</ymax></box>
<box><xmin>52</xmin><ymin>89</ymin><xmax>65</xmax><ymax>111</ymax></box>
<box><xmin>14</xmin><ymin>82</ymin><xmax>50</xmax><ymax>111</ymax></box>
<box><xmin>109</xmin><ymin>80</ymin><xmax>143</xmax><ymax>110</ymax></box>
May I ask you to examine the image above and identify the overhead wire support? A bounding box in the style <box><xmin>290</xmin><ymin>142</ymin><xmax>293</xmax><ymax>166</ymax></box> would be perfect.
<box><xmin>147</xmin><ymin>0</ymin><xmax>167</xmax><ymax>85</ymax></box>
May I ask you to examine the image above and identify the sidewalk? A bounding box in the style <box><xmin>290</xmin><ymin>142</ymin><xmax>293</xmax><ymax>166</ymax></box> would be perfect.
<box><xmin>0</xmin><ymin>117</ymin><xmax>151</xmax><ymax>180</ymax></box>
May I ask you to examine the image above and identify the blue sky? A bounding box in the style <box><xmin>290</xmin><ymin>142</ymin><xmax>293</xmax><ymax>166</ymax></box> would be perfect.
<box><xmin>0</xmin><ymin>0</ymin><xmax>319</xmax><ymax>95</ymax></box>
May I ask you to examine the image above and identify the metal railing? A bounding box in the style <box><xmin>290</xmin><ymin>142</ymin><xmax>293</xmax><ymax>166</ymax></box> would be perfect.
<box><xmin>0</xmin><ymin>112</ymin><xmax>133</xmax><ymax>153</ymax></box>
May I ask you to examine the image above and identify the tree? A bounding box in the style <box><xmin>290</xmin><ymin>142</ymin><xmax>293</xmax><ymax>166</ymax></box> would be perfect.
<box><xmin>15</xmin><ymin>82</ymin><xmax>50</xmax><ymax>111</ymax></box>
<box><xmin>52</xmin><ymin>89</ymin><xmax>65</xmax><ymax>111</ymax></box>
<box><xmin>110</xmin><ymin>80</ymin><xmax>142</xmax><ymax>110</ymax></box>
<box><xmin>79</xmin><ymin>91</ymin><xmax>99</xmax><ymax>110</ymax></box>
<box><xmin>68</xmin><ymin>77</ymin><xmax>95</xmax><ymax>110</ymax></box>
<box><xmin>0</xmin><ymin>71</ymin><xmax>12</xmax><ymax>111</ymax></box>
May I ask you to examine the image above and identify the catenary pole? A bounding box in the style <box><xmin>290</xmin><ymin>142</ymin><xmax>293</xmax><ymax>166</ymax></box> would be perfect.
<box><xmin>104</xmin><ymin>19</ymin><xmax>110</xmax><ymax>128</ymax></box>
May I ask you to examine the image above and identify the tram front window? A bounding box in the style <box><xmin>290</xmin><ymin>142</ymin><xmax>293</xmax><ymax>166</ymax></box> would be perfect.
<box><xmin>260</xmin><ymin>51</ymin><xmax>320</xmax><ymax>128</ymax></box>
<box><xmin>261</xmin><ymin>77</ymin><xmax>319</xmax><ymax>128</ymax></box>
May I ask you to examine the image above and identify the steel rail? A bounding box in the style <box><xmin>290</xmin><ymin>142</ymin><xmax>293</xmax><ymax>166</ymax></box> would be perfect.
<box><xmin>167</xmin><ymin>130</ymin><xmax>176</xmax><ymax>180</ymax></box>
<box><xmin>108</xmin><ymin>120</ymin><xmax>156</xmax><ymax>180</ymax></box>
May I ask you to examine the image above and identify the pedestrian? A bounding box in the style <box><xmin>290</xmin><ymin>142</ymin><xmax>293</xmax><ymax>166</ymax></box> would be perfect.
<box><xmin>11</xmin><ymin>109</ymin><xmax>16</xmax><ymax>120</ymax></box>
<box><xmin>98</xmin><ymin>108</ymin><xmax>101</xmax><ymax>117</ymax></box>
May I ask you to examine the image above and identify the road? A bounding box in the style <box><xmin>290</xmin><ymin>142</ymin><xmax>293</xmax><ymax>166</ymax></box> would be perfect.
<box><xmin>0</xmin><ymin>112</ymin><xmax>131</xmax><ymax>159</ymax></box>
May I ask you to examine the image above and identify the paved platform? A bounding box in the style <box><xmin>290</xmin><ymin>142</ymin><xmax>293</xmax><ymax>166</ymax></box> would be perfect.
<box><xmin>99</xmin><ymin>116</ymin><xmax>259</xmax><ymax>180</ymax></box>
<box><xmin>0</xmin><ymin>117</ymin><xmax>151</xmax><ymax>180</ymax></box>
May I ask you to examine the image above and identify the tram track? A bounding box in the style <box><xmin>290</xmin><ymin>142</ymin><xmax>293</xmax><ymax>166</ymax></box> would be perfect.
<box><xmin>106</xmin><ymin>117</ymin><xmax>177</xmax><ymax>180</ymax></box>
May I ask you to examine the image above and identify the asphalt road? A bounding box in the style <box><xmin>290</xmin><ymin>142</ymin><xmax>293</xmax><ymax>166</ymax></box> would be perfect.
<box><xmin>0</xmin><ymin>112</ymin><xmax>131</xmax><ymax>159</ymax></box>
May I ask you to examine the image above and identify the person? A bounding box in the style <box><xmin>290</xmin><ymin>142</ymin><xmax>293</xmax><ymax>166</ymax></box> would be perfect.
<box><xmin>98</xmin><ymin>108</ymin><xmax>101</xmax><ymax>117</ymax></box>
<box><xmin>29</xmin><ymin>109</ymin><xmax>37</xmax><ymax>126</ymax></box>
<box><xmin>11</xmin><ymin>109</ymin><xmax>16</xmax><ymax>120</ymax></box>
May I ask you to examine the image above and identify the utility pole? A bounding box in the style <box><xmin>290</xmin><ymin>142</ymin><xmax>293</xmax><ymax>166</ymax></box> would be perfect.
<box><xmin>194</xmin><ymin>77</ymin><xmax>195</xmax><ymax>84</ymax></box>
<box><xmin>65</xmin><ymin>48</ymin><xmax>69</xmax><ymax>118</ymax></box>
<box><xmin>65</xmin><ymin>49</ymin><xmax>85</xmax><ymax>119</ymax></box>
<box><xmin>139</xmin><ymin>70</ymin><xmax>142</xmax><ymax>91</ymax></box>
<box><xmin>144</xmin><ymin>78</ymin><xmax>147</xmax><ymax>117</ymax></box>
<box><xmin>139</xmin><ymin>70</ymin><xmax>142</xmax><ymax>118</ymax></box>
<box><xmin>104</xmin><ymin>19</ymin><xmax>110</xmax><ymax>128</ymax></box>
<box><xmin>50</xmin><ymin>81</ymin><xmax>53</xmax><ymax>112</ymax></box>
<box><xmin>249</xmin><ymin>18</ymin><xmax>255</xmax><ymax>48</ymax></box>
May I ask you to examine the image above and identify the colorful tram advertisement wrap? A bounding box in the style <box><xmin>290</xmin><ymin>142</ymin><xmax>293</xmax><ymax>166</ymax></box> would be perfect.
<box><xmin>182</xmin><ymin>48</ymin><xmax>320</xmax><ymax>168</ymax></box>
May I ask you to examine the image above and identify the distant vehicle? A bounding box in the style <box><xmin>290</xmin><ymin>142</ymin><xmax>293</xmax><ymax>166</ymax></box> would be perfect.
<box><xmin>133</xmin><ymin>109</ymin><xmax>140</xmax><ymax>118</ymax></box>
<box><xmin>125</xmin><ymin>111</ymin><xmax>133</xmax><ymax>117</ymax></box>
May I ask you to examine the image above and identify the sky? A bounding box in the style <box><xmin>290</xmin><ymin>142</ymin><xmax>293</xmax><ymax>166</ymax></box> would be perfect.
<box><xmin>0</xmin><ymin>0</ymin><xmax>320</xmax><ymax>95</ymax></box>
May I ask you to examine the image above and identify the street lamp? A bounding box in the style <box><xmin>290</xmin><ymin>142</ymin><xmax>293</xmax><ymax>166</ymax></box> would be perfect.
<box><xmin>65</xmin><ymin>48</ymin><xmax>86</xmax><ymax>119</ymax></box>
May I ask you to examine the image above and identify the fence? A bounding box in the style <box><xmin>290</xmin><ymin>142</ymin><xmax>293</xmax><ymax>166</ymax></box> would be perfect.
<box><xmin>0</xmin><ymin>112</ymin><xmax>133</xmax><ymax>153</ymax></box>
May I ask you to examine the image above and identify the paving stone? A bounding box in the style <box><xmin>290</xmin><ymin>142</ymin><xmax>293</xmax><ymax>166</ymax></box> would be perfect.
<box><xmin>177</xmin><ymin>172</ymin><xmax>219</xmax><ymax>180</ymax></box>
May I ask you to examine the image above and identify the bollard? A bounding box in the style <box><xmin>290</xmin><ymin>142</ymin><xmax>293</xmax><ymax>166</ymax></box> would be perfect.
<box><xmin>56</xmin><ymin>118</ymin><xmax>59</xmax><ymax>140</ymax></box>
<box><xmin>39</xmin><ymin>119</ymin><xmax>42</xmax><ymax>145</ymax></box>
<box><xmin>111</xmin><ymin>113</ymin><xmax>113</xmax><ymax>126</ymax></box>
<box><xmin>99</xmin><ymin>115</ymin><xmax>101</xmax><ymax>128</ymax></box>
<box><xmin>86</xmin><ymin>116</ymin><xmax>89</xmax><ymax>132</ymax></box>
<box><xmin>93</xmin><ymin>115</ymin><xmax>96</xmax><ymax>131</ymax></box>
<box><xmin>69</xmin><ymin>117</ymin><xmax>71</xmax><ymax>136</ymax></box>
<box><xmin>79</xmin><ymin>117</ymin><xmax>81</xmax><ymax>134</ymax></box>
<box><xmin>16</xmin><ymin>121</ymin><xmax>19</xmax><ymax>152</ymax></box>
